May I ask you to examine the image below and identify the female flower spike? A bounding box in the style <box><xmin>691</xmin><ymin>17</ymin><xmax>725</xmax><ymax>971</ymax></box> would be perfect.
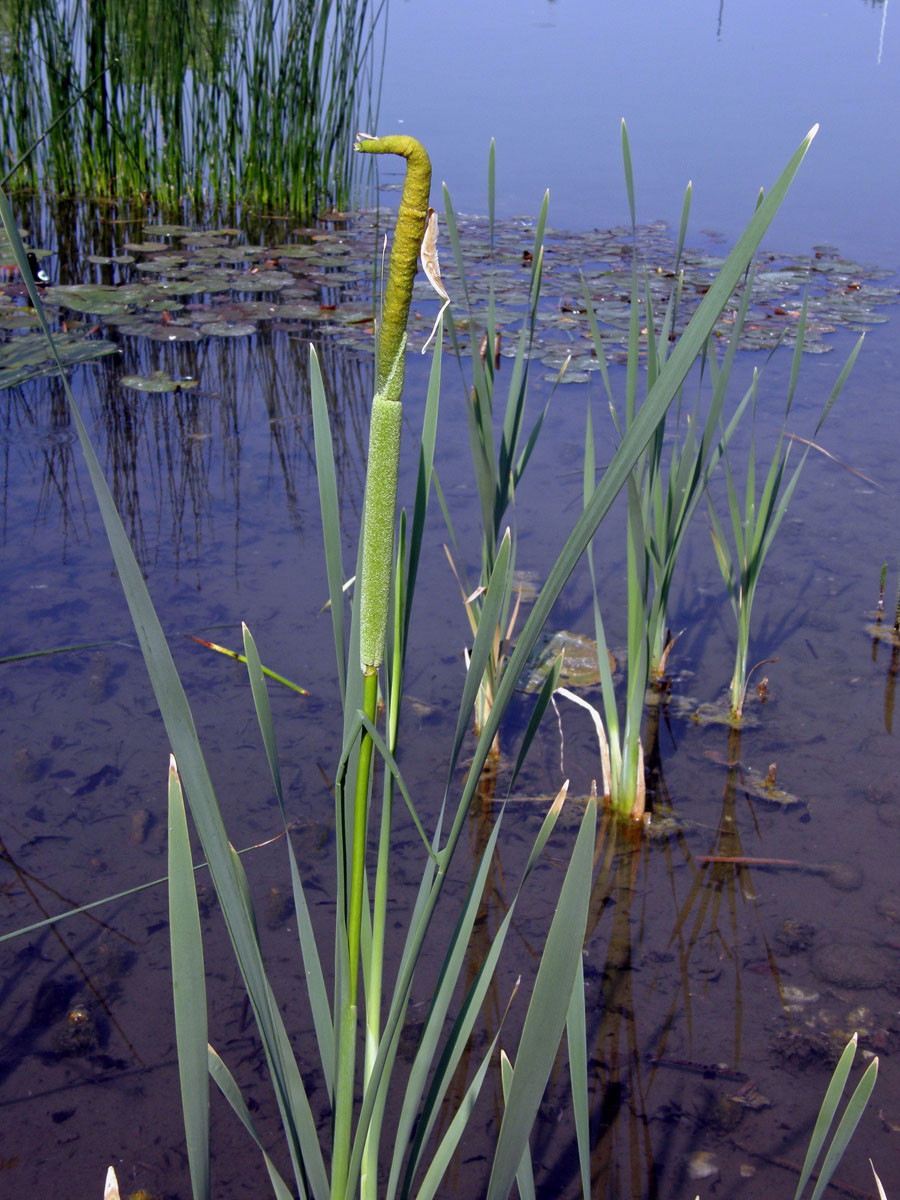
<box><xmin>354</xmin><ymin>135</ymin><xmax>432</xmax><ymax>671</ymax></box>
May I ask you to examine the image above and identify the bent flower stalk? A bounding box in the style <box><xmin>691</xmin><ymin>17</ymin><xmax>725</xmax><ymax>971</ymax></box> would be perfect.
<box><xmin>355</xmin><ymin>134</ymin><xmax>432</xmax><ymax>672</ymax></box>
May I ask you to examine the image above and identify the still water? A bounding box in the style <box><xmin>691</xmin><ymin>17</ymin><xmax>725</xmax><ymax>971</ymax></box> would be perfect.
<box><xmin>2</xmin><ymin>1</ymin><xmax>900</xmax><ymax>1197</ymax></box>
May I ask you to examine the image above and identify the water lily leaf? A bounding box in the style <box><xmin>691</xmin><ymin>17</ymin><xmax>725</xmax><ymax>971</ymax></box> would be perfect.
<box><xmin>0</xmin><ymin>331</ymin><xmax>118</xmax><ymax>388</ymax></box>
<box><xmin>327</xmin><ymin>303</ymin><xmax>375</xmax><ymax>326</ymax></box>
<box><xmin>552</xmin><ymin>370</ymin><xmax>591</xmax><ymax>384</ymax></box>
<box><xmin>152</xmin><ymin>276</ymin><xmax>232</xmax><ymax>296</ymax></box>
<box><xmin>190</xmin><ymin>247</ymin><xmax>254</xmax><ymax>264</ymax></box>
<box><xmin>143</xmin><ymin>299</ymin><xmax>184</xmax><ymax>313</ymax></box>
<box><xmin>134</xmin><ymin>256</ymin><xmax>187</xmax><ymax>271</ymax></box>
<box><xmin>120</xmin><ymin>371</ymin><xmax>199</xmax><ymax>393</ymax></box>
<box><xmin>230</xmin><ymin>269</ymin><xmax>292</xmax><ymax>291</ymax></box>
<box><xmin>0</xmin><ymin>311</ymin><xmax>41</xmax><ymax>329</ymax></box>
<box><xmin>42</xmin><ymin>284</ymin><xmax>136</xmax><ymax>315</ymax></box>
<box><xmin>275</xmin><ymin>301</ymin><xmax>330</xmax><ymax>319</ymax></box>
<box><xmin>211</xmin><ymin>301</ymin><xmax>279</xmax><ymax>320</ymax></box>
<box><xmin>142</xmin><ymin>224</ymin><xmax>196</xmax><ymax>237</ymax></box>
<box><xmin>85</xmin><ymin>253</ymin><xmax>135</xmax><ymax>266</ymax></box>
<box><xmin>204</xmin><ymin>321</ymin><xmax>256</xmax><ymax>337</ymax></box>
<box><xmin>136</xmin><ymin>324</ymin><xmax>203</xmax><ymax>342</ymax></box>
<box><xmin>268</xmin><ymin>244</ymin><xmax>321</xmax><ymax>260</ymax></box>
<box><xmin>520</xmin><ymin>630</ymin><xmax>615</xmax><ymax>693</ymax></box>
<box><xmin>123</xmin><ymin>241</ymin><xmax>169</xmax><ymax>253</ymax></box>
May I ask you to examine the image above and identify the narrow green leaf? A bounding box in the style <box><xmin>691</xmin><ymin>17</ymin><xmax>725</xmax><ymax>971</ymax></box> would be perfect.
<box><xmin>486</xmin><ymin>796</ymin><xmax>597</xmax><ymax>1200</ymax></box>
<box><xmin>621</xmin><ymin>118</ymin><xmax>636</xmax><ymax>230</ymax></box>
<box><xmin>393</xmin><ymin>783</ymin><xmax>569</xmax><ymax>1200</ymax></box>
<box><xmin>242</xmin><ymin>624</ymin><xmax>334</xmax><ymax>1092</ymax></box>
<box><xmin>815</xmin><ymin>333</ymin><xmax>864</xmax><ymax>436</ymax></box>
<box><xmin>566</xmin><ymin>958</ymin><xmax>591</xmax><ymax>1200</ymax></box>
<box><xmin>445</xmin><ymin>529</ymin><xmax>511</xmax><ymax>778</ymax></box>
<box><xmin>208</xmin><ymin>1047</ymin><xmax>296</xmax><ymax>1200</ymax></box>
<box><xmin>809</xmin><ymin>1056</ymin><xmax>879</xmax><ymax>1200</ymax></box>
<box><xmin>412</xmin><ymin>1023</ymin><xmax>504</xmax><ymax>1200</ymax></box>
<box><xmin>404</xmin><ymin>322</ymin><xmax>443</xmax><ymax>654</ymax></box>
<box><xmin>794</xmin><ymin>1034</ymin><xmax>858</xmax><ymax>1200</ymax></box>
<box><xmin>311</xmin><ymin>343</ymin><xmax>347</xmax><ymax>704</ymax></box>
<box><xmin>487</xmin><ymin>137</ymin><xmax>496</xmax><ymax>246</ymax></box>
<box><xmin>168</xmin><ymin>758</ymin><xmax>210</xmax><ymax>1200</ymax></box>
<box><xmin>500</xmin><ymin>1051</ymin><xmax>536</xmax><ymax>1200</ymax></box>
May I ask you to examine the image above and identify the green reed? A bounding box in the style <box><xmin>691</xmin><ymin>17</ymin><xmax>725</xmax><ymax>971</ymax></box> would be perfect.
<box><xmin>575</xmin><ymin>122</ymin><xmax>759</xmax><ymax>816</ymax></box>
<box><xmin>439</xmin><ymin>140</ymin><xmax>561</xmax><ymax>747</ymax></box>
<box><xmin>0</xmin><ymin>0</ymin><xmax>381</xmax><ymax>216</ymax></box>
<box><xmin>1</xmin><ymin>122</ymin><xmax>821</xmax><ymax>1197</ymax></box>
<box><xmin>708</xmin><ymin>299</ymin><xmax>862</xmax><ymax>721</ymax></box>
<box><xmin>794</xmin><ymin>1033</ymin><xmax>878</xmax><ymax>1200</ymax></box>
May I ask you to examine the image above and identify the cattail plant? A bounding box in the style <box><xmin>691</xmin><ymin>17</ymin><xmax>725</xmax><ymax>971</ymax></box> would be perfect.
<box><xmin>439</xmin><ymin>143</ymin><xmax>561</xmax><ymax>752</ymax></box>
<box><xmin>573</xmin><ymin>121</ymin><xmax>759</xmax><ymax>818</ymax></box>
<box><xmin>708</xmin><ymin>297</ymin><xmax>862</xmax><ymax>721</ymax></box>
<box><xmin>1</xmin><ymin>119</ymin><xmax>828</xmax><ymax>1199</ymax></box>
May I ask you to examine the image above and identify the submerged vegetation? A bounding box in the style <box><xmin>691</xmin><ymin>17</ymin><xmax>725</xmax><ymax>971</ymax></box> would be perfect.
<box><xmin>0</xmin><ymin>0</ymin><xmax>382</xmax><ymax>215</ymax></box>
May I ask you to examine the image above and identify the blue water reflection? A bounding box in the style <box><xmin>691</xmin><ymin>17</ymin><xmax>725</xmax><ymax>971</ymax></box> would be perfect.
<box><xmin>379</xmin><ymin>0</ymin><xmax>897</xmax><ymax>264</ymax></box>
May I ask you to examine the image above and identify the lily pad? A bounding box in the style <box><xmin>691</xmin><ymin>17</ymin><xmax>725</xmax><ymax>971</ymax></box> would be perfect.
<box><xmin>85</xmin><ymin>253</ymin><xmax>136</xmax><ymax>266</ymax></box>
<box><xmin>520</xmin><ymin>630</ymin><xmax>616</xmax><ymax>692</ymax></box>
<box><xmin>123</xmin><ymin>241</ymin><xmax>170</xmax><ymax>253</ymax></box>
<box><xmin>42</xmin><ymin>284</ymin><xmax>134</xmax><ymax>315</ymax></box>
<box><xmin>134</xmin><ymin>323</ymin><xmax>203</xmax><ymax>342</ymax></box>
<box><xmin>120</xmin><ymin>371</ymin><xmax>199</xmax><ymax>393</ymax></box>
<box><xmin>192</xmin><ymin>246</ymin><xmax>257</xmax><ymax>264</ymax></box>
<box><xmin>141</xmin><ymin>224</ymin><xmax>196</xmax><ymax>237</ymax></box>
<box><xmin>230</xmin><ymin>269</ymin><xmax>293</xmax><ymax>292</ymax></box>
<box><xmin>269</xmin><ymin>244</ymin><xmax>321</xmax><ymax>260</ymax></box>
<box><xmin>18</xmin><ymin>209</ymin><xmax>896</xmax><ymax>371</ymax></box>
<box><xmin>0</xmin><ymin>311</ymin><xmax>41</xmax><ymax>329</ymax></box>
<box><xmin>152</xmin><ymin>275</ymin><xmax>233</xmax><ymax>296</ymax></box>
<box><xmin>0</xmin><ymin>332</ymin><xmax>118</xmax><ymax>388</ymax></box>
<box><xmin>133</xmin><ymin>256</ymin><xmax>187</xmax><ymax>271</ymax></box>
<box><xmin>204</xmin><ymin>321</ymin><xmax>257</xmax><ymax>337</ymax></box>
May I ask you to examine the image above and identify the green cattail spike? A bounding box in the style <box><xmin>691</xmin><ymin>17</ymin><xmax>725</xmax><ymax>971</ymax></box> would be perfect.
<box><xmin>360</xmin><ymin>338</ymin><xmax>407</xmax><ymax>671</ymax></box>
<box><xmin>353</xmin><ymin>133</ymin><xmax>432</xmax><ymax>674</ymax></box>
<box><xmin>355</xmin><ymin>134</ymin><xmax>432</xmax><ymax>390</ymax></box>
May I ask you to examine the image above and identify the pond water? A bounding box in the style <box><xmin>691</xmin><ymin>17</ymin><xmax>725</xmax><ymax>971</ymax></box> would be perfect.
<box><xmin>2</xmin><ymin>2</ymin><xmax>900</xmax><ymax>1198</ymax></box>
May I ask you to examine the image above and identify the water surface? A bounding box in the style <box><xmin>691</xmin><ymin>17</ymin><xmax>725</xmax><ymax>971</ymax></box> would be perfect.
<box><xmin>2</xmin><ymin>2</ymin><xmax>900</xmax><ymax>1197</ymax></box>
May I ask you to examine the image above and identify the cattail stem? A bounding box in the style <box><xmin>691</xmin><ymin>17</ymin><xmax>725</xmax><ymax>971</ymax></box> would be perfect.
<box><xmin>333</xmin><ymin>138</ymin><xmax>432</xmax><ymax>1200</ymax></box>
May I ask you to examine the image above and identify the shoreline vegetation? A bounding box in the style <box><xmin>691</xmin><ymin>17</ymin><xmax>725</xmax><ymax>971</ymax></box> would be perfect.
<box><xmin>0</xmin><ymin>0</ymin><xmax>383</xmax><ymax>217</ymax></box>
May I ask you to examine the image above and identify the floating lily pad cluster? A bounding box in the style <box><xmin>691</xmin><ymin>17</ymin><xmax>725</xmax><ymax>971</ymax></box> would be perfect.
<box><xmin>436</xmin><ymin>215</ymin><xmax>900</xmax><ymax>381</ymax></box>
<box><xmin>1</xmin><ymin>210</ymin><xmax>897</xmax><ymax>390</ymax></box>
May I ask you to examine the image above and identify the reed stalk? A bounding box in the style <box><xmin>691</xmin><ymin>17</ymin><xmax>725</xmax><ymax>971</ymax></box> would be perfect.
<box><xmin>578</xmin><ymin>122</ymin><xmax>758</xmax><ymax>815</ymax></box>
<box><xmin>0</xmin><ymin>0</ymin><xmax>382</xmax><ymax>216</ymax></box>
<box><xmin>439</xmin><ymin>143</ymin><xmax>560</xmax><ymax>747</ymax></box>
<box><xmin>708</xmin><ymin>302</ymin><xmax>863</xmax><ymax>720</ymax></box>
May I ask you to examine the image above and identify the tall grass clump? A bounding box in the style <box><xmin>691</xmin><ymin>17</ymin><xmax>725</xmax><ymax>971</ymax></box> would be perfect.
<box><xmin>568</xmin><ymin>123</ymin><xmax>762</xmax><ymax>816</ymax></box>
<box><xmin>438</xmin><ymin>141</ymin><xmax>562</xmax><ymax>750</ymax></box>
<box><xmin>707</xmin><ymin>298</ymin><xmax>862</xmax><ymax>721</ymax></box>
<box><xmin>1</xmin><ymin>122</ymin><xmax>822</xmax><ymax>1196</ymax></box>
<box><xmin>0</xmin><ymin>0</ymin><xmax>382</xmax><ymax>215</ymax></box>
